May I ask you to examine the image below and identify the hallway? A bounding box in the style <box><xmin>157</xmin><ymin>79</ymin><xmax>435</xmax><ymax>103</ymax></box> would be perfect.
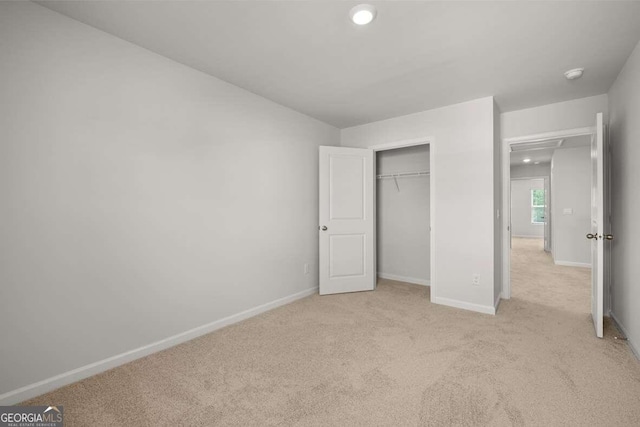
<box><xmin>510</xmin><ymin>237</ymin><xmax>591</xmax><ymax>315</ymax></box>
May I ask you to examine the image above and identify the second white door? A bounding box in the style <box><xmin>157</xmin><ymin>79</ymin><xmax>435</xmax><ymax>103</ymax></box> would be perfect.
<box><xmin>318</xmin><ymin>146</ymin><xmax>375</xmax><ymax>295</ymax></box>
<box><xmin>590</xmin><ymin>112</ymin><xmax>606</xmax><ymax>338</ymax></box>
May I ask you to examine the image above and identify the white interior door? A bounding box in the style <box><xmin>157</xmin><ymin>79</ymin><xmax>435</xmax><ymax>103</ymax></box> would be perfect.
<box><xmin>319</xmin><ymin>146</ymin><xmax>375</xmax><ymax>295</ymax></box>
<box><xmin>590</xmin><ymin>113</ymin><xmax>605</xmax><ymax>338</ymax></box>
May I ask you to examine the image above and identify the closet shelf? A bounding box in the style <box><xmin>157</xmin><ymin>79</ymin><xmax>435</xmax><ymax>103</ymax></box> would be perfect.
<box><xmin>376</xmin><ymin>171</ymin><xmax>430</xmax><ymax>179</ymax></box>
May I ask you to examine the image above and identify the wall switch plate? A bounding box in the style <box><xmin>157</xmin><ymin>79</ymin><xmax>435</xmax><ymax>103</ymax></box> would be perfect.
<box><xmin>304</xmin><ymin>263</ymin><xmax>310</xmax><ymax>275</ymax></box>
<box><xmin>563</xmin><ymin>208</ymin><xmax>573</xmax><ymax>215</ymax></box>
<box><xmin>472</xmin><ymin>274</ymin><xmax>480</xmax><ymax>286</ymax></box>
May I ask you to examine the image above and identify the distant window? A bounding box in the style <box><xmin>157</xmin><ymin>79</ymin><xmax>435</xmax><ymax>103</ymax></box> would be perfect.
<box><xmin>531</xmin><ymin>189</ymin><xmax>545</xmax><ymax>224</ymax></box>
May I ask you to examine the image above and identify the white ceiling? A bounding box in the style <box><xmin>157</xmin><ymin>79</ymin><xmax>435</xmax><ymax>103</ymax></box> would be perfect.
<box><xmin>510</xmin><ymin>134</ymin><xmax>591</xmax><ymax>166</ymax></box>
<box><xmin>39</xmin><ymin>1</ymin><xmax>640</xmax><ymax>128</ymax></box>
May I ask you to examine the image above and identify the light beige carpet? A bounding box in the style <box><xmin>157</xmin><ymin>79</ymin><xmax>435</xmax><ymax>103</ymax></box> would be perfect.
<box><xmin>24</xmin><ymin>237</ymin><xmax>640</xmax><ymax>426</ymax></box>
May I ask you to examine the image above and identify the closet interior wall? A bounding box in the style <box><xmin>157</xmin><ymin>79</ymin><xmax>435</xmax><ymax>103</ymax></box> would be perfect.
<box><xmin>376</xmin><ymin>145</ymin><xmax>431</xmax><ymax>286</ymax></box>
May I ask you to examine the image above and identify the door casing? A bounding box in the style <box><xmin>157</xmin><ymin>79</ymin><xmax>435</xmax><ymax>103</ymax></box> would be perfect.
<box><xmin>368</xmin><ymin>137</ymin><xmax>435</xmax><ymax>301</ymax></box>
<box><xmin>500</xmin><ymin>126</ymin><xmax>610</xmax><ymax>318</ymax></box>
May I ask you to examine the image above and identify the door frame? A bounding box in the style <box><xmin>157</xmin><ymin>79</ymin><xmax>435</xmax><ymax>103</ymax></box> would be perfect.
<box><xmin>369</xmin><ymin>137</ymin><xmax>436</xmax><ymax>303</ymax></box>
<box><xmin>543</xmin><ymin>176</ymin><xmax>551</xmax><ymax>253</ymax></box>
<box><xmin>501</xmin><ymin>126</ymin><xmax>595</xmax><ymax>300</ymax></box>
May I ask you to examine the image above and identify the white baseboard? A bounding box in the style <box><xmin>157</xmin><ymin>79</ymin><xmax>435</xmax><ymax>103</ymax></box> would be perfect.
<box><xmin>610</xmin><ymin>312</ymin><xmax>640</xmax><ymax>361</ymax></box>
<box><xmin>433</xmin><ymin>297</ymin><xmax>496</xmax><ymax>315</ymax></box>
<box><xmin>0</xmin><ymin>286</ymin><xmax>318</xmax><ymax>406</ymax></box>
<box><xmin>554</xmin><ymin>260</ymin><xmax>591</xmax><ymax>268</ymax></box>
<box><xmin>511</xmin><ymin>235</ymin><xmax>544</xmax><ymax>239</ymax></box>
<box><xmin>377</xmin><ymin>272</ymin><xmax>430</xmax><ymax>286</ymax></box>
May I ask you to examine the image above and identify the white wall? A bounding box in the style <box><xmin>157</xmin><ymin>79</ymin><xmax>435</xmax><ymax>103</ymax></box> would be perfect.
<box><xmin>511</xmin><ymin>179</ymin><xmax>545</xmax><ymax>238</ymax></box>
<box><xmin>511</xmin><ymin>162</ymin><xmax>551</xmax><ymax>179</ymax></box>
<box><xmin>550</xmin><ymin>147</ymin><xmax>591</xmax><ymax>266</ymax></box>
<box><xmin>501</xmin><ymin>94</ymin><xmax>608</xmax><ymax>139</ymax></box>
<box><xmin>608</xmin><ymin>39</ymin><xmax>640</xmax><ymax>357</ymax></box>
<box><xmin>341</xmin><ymin>97</ymin><xmax>499</xmax><ymax>313</ymax></box>
<box><xmin>376</xmin><ymin>145</ymin><xmax>430</xmax><ymax>285</ymax></box>
<box><xmin>0</xmin><ymin>2</ymin><xmax>339</xmax><ymax>401</ymax></box>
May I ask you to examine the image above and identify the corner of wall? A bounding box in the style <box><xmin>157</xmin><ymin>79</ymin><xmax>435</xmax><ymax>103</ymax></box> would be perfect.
<box><xmin>607</xmin><ymin>37</ymin><xmax>640</xmax><ymax>361</ymax></box>
<box><xmin>493</xmin><ymin>99</ymin><xmax>503</xmax><ymax>302</ymax></box>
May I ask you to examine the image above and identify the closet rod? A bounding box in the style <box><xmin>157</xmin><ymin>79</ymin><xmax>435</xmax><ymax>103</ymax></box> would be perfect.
<box><xmin>376</xmin><ymin>171</ymin><xmax>430</xmax><ymax>179</ymax></box>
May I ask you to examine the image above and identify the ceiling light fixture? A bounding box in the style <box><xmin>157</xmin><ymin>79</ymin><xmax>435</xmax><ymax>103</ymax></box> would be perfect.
<box><xmin>350</xmin><ymin>4</ymin><xmax>377</xmax><ymax>25</ymax></box>
<box><xmin>564</xmin><ymin>68</ymin><xmax>584</xmax><ymax>80</ymax></box>
<box><xmin>523</xmin><ymin>158</ymin><xmax>532</xmax><ymax>163</ymax></box>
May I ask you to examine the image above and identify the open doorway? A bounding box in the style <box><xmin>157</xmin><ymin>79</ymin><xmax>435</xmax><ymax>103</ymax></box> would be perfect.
<box><xmin>503</xmin><ymin>123</ymin><xmax>610</xmax><ymax>337</ymax></box>
<box><xmin>375</xmin><ymin>144</ymin><xmax>431</xmax><ymax>290</ymax></box>
<box><xmin>510</xmin><ymin>142</ymin><xmax>553</xmax><ymax>253</ymax></box>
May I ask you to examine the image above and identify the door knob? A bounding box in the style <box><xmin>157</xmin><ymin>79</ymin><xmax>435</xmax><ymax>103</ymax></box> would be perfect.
<box><xmin>321</xmin><ymin>226</ymin><xmax>328</xmax><ymax>231</ymax></box>
<box><xmin>604</xmin><ymin>234</ymin><xmax>614</xmax><ymax>240</ymax></box>
<box><xmin>586</xmin><ymin>233</ymin><xmax>597</xmax><ymax>240</ymax></box>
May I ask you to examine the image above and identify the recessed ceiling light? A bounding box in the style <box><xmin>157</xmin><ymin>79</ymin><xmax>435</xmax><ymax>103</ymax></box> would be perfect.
<box><xmin>350</xmin><ymin>4</ymin><xmax>377</xmax><ymax>25</ymax></box>
<box><xmin>564</xmin><ymin>68</ymin><xmax>584</xmax><ymax>80</ymax></box>
<box><xmin>523</xmin><ymin>158</ymin><xmax>532</xmax><ymax>163</ymax></box>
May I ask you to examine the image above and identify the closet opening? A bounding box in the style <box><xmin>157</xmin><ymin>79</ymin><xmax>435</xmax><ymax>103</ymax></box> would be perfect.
<box><xmin>374</xmin><ymin>143</ymin><xmax>431</xmax><ymax>295</ymax></box>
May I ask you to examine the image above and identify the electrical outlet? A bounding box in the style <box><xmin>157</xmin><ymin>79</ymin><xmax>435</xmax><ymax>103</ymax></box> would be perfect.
<box><xmin>472</xmin><ymin>274</ymin><xmax>480</xmax><ymax>286</ymax></box>
<box><xmin>304</xmin><ymin>263</ymin><xmax>310</xmax><ymax>275</ymax></box>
